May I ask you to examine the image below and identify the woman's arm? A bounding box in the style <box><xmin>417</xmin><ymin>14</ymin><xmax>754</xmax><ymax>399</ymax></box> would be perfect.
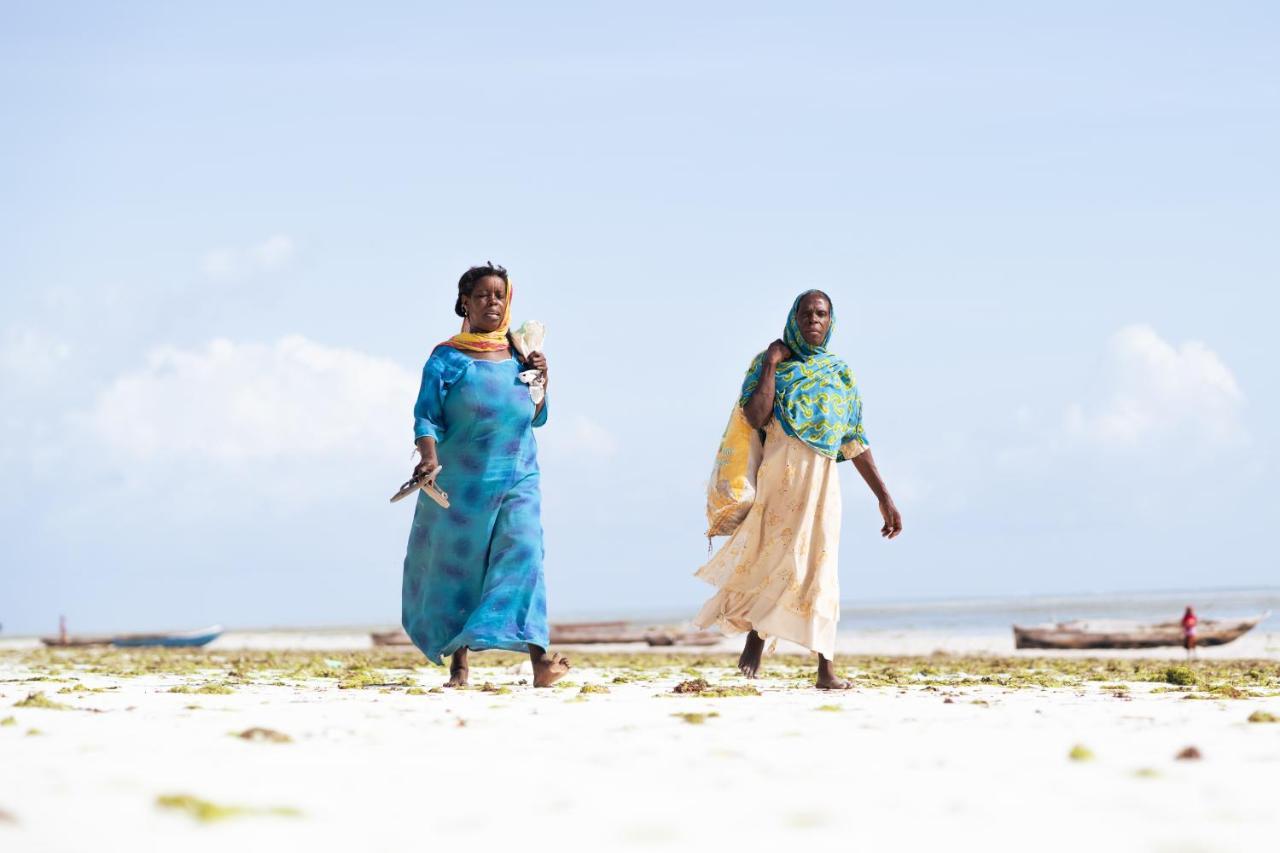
<box><xmin>411</xmin><ymin>354</ymin><xmax>448</xmax><ymax>479</ymax></box>
<box><xmin>742</xmin><ymin>339</ymin><xmax>791</xmax><ymax>429</ymax></box>
<box><xmin>851</xmin><ymin>449</ymin><xmax>903</xmax><ymax>539</ymax></box>
<box><xmin>413</xmin><ymin>436</ymin><xmax>439</xmax><ymax>479</ymax></box>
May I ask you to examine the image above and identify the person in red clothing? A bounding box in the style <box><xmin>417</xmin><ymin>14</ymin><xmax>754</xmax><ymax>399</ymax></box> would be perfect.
<box><xmin>1181</xmin><ymin>606</ymin><xmax>1198</xmax><ymax>658</ymax></box>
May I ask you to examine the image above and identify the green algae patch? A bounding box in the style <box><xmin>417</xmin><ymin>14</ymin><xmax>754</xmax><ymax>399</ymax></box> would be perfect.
<box><xmin>1134</xmin><ymin>768</ymin><xmax>1160</xmax><ymax>779</ymax></box>
<box><xmin>672</xmin><ymin>711</ymin><xmax>720</xmax><ymax>724</ymax></box>
<box><xmin>579</xmin><ymin>684</ymin><xmax>610</xmax><ymax>695</ymax></box>
<box><xmin>15</xmin><ymin>692</ymin><xmax>70</xmax><ymax>710</ymax></box>
<box><xmin>156</xmin><ymin>794</ymin><xmax>300</xmax><ymax>823</ymax></box>
<box><xmin>1068</xmin><ymin>744</ymin><xmax>1095</xmax><ymax>762</ymax></box>
<box><xmin>56</xmin><ymin>684</ymin><xmax>113</xmax><ymax>695</ymax></box>
<box><xmin>170</xmin><ymin>682</ymin><xmax>235</xmax><ymax>695</ymax></box>
<box><xmin>337</xmin><ymin>666</ymin><xmax>413</xmax><ymax>690</ymax></box>
<box><xmin>480</xmin><ymin>682</ymin><xmax>513</xmax><ymax>695</ymax></box>
<box><xmin>8</xmin><ymin>648</ymin><xmax>1279</xmax><ymax>698</ymax></box>
<box><xmin>671</xmin><ymin>679</ymin><xmax>759</xmax><ymax>697</ymax></box>
<box><xmin>1</xmin><ymin>715</ymin><xmax>15</xmax><ymax>726</ymax></box>
<box><xmin>816</xmin><ymin>704</ymin><xmax>842</xmax><ymax>712</ymax></box>
<box><xmin>1163</xmin><ymin>666</ymin><xmax>1197</xmax><ymax>686</ymax></box>
<box><xmin>406</xmin><ymin>687</ymin><xmax>427</xmax><ymax>695</ymax></box>
<box><xmin>1247</xmin><ymin>710</ymin><xmax>1278</xmax><ymax>724</ymax></box>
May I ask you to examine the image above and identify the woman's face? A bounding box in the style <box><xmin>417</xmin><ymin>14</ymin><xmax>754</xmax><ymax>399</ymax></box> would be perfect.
<box><xmin>796</xmin><ymin>293</ymin><xmax>832</xmax><ymax>346</ymax></box>
<box><xmin>462</xmin><ymin>275</ymin><xmax>508</xmax><ymax>333</ymax></box>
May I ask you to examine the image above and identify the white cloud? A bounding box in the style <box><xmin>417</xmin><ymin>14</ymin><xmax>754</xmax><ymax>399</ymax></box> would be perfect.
<box><xmin>87</xmin><ymin>336</ymin><xmax>416</xmax><ymax>461</ymax></box>
<box><xmin>0</xmin><ymin>327</ymin><xmax>71</xmax><ymax>384</ymax></box>
<box><xmin>200</xmin><ymin>235</ymin><xmax>296</xmax><ymax>282</ymax></box>
<box><xmin>1068</xmin><ymin>324</ymin><xmax>1244</xmax><ymax>447</ymax></box>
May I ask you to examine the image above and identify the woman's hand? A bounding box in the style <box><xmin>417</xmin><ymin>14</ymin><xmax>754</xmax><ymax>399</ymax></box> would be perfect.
<box><xmin>526</xmin><ymin>350</ymin><xmax>548</xmax><ymax>381</ymax></box>
<box><xmin>878</xmin><ymin>498</ymin><xmax>903</xmax><ymax>539</ymax></box>
<box><xmin>764</xmin><ymin>339</ymin><xmax>792</xmax><ymax>366</ymax></box>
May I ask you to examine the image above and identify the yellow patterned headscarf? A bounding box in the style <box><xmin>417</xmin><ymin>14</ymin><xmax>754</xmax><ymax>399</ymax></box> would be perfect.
<box><xmin>440</xmin><ymin>278</ymin><xmax>513</xmax><ymax>353</ymax></box>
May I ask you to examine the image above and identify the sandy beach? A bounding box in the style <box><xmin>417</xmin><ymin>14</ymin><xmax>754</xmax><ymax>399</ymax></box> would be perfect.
<box><xmin>4</xmin><ymin>638</ymin><xmax>1280</xmax><ymax>853</ymax></box>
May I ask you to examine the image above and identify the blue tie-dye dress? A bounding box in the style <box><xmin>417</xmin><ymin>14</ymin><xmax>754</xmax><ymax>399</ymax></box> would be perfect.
<box><xmin>401</xmin><ymin>345</ymin><xmax>549</xmax><ymax>665</ymax></box>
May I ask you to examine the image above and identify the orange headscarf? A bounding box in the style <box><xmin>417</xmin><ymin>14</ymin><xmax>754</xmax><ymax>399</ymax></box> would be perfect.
<box><xmin>439</xmin><ymin>278</ymin><xmax>513</xmax><ymax>353</ymax></box>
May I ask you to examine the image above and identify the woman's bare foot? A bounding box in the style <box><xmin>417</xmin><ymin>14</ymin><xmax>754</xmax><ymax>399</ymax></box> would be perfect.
<box><xmin>529</xmin><ymin>645</ymin><xmax>570</xmax><ymax>688</ymax></box>
<box><xmin>738</xmin><ymin>630</ymin><xmax>765</xmax><ymax>678</ymax></box>
<box><xmin>816</xmin><ymin>654</ymin><xmax>853</xmax><ymax>690</ymax></box>
<box><xmin>445</xmin><ymin>648</ymin><xmax>470</xmax><ymax>688</ymax></box>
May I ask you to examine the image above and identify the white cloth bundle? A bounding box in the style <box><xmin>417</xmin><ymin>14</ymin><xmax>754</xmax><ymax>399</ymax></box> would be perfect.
<box><xmin>511</xmin><ymin>320</ymin><xmax>546</xmax><ymax>404</ymax></box>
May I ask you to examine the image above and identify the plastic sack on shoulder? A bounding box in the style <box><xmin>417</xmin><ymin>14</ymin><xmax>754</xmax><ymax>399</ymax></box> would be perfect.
<box><xmin>705</xmin><ymin>405</ymin><xmax>763</xmax><ymax>538</ymax></box>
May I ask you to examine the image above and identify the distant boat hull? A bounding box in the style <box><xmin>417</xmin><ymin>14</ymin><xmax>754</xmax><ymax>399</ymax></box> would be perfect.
<box><xmin>110</xmin><ymin>626</ymin><xmax>223</xmax><ymax>648</ymax></box>
<box><xmin>371</xmin><ymin>630</ymin><xmax>413</xmax><ymax>647</ymax></box>
<box><xmin>1013</xmin><ymin>614</ymin><xmax>1267</xmax><ymax>650</ymax></box>
<box><xmin>372</xmin><ymin>622</ymin><xmax>722</xmax><ymax>648</ymax></box>
<box><xmin>40</xmin><ymin>635</ymin><xmax>113</xmax><ymax>648</ymax></box>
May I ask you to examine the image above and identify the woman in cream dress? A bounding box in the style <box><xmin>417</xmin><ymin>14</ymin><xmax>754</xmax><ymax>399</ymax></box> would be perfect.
<box><xmin>694</xmin><ymin>290</ymin><xmax>902</xmax><ymax>689</ymax></box>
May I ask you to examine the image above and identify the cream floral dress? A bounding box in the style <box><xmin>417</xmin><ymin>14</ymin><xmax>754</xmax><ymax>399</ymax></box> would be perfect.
<box><xmin>694</xmin><ymin>418</ymin><xmax>865</xmax><ymax>659</ymax></box>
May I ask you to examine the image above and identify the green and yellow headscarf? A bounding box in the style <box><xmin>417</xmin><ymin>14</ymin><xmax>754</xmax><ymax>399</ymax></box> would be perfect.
<box><xmin>739</xmin><ymin>290</ymin><xmax>868</xmax><ymax>459</ymax></box>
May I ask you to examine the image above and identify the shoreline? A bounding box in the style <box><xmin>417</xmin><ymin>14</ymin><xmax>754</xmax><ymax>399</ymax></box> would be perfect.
<box><xmin>4</xmin><ymin>628</ymin><xmax>1277</xmax><ymax>660</ymax></box>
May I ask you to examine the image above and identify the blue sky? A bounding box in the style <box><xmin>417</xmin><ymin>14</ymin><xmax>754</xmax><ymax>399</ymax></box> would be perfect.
<box><xmin>1</xmin><ymin>2</ymin><xmax>1276</xmax><ymax>635</ymax></box>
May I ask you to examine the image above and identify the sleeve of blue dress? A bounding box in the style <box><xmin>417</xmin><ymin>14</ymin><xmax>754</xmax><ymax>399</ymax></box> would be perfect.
<box><xmin>413</xmin><ymin>350</ymin><xmax>450</xmax><ymax>441</ymax></box>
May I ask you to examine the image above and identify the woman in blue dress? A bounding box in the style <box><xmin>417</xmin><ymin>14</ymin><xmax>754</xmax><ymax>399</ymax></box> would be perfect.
<box><xmin>402</xmin><ymin>263</ymin><xmax>570</xmax><ymax>688</ymax></box>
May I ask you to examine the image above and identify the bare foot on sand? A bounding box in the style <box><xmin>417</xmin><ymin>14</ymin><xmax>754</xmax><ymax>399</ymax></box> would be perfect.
<box><xmin>530</xmin><ymin>649</ymin><xmax>571</xmax><ymax>688</ymax></box>
<box><xmin>816</xmin><ymin>655</ymin><xmax>853</xmax><ymax>690</ymax></box>
<box><xmin>738</xmin><ymin>630</ymin><xmax>765</xmax><ymax>678</ymax></box>
<box><xmin>445</xmin><ymin>648</ymin><xmax>469</xmax><ymax>688</ymax></box>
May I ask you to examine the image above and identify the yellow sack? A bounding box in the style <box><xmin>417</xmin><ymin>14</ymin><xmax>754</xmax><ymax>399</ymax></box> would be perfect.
<box><xmin>705</xmin><ymin>405</ymin><xmax>764</xmax><ymax>538</ymax></box>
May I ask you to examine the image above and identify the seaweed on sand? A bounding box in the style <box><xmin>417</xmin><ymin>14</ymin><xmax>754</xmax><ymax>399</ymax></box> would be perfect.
<box><xmin>168</xmin><ymin>683</ymin><xmax>235</xmax><ymax>695</ymax></box>
<box><xmin>235</xmin><ymin>727</ymin><xmax>292</xmax><ymax>743</ymax></box>
<box><xmin>671</xmin><ymin>711</ymin><xmax>720</xmax><ymax>724</ymax></box>
<box><xmin>671</xmin><ymin>679</ymin><xmax>760</xmax><ymax>697</ymax></box>
<box><xmin>156</xmin><ymin>794</ymin><xmax>300</xmax><ymax>823</ymax></box>
<box><xmin>14</xmin><ymin>692</ymin><xmax>70</xmax><ymax>710</ymax></box>
<box><xmin>5</xmin><ymin>649</ymin><xmax>1278</xmax><ymax>694</ymax></box>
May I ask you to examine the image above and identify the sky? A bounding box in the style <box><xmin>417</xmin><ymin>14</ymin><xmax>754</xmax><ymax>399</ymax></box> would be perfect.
<box><xmin>1</xmin><ymin>2</ymin><xmax>1277</xmax><ymax>635</ymax></box>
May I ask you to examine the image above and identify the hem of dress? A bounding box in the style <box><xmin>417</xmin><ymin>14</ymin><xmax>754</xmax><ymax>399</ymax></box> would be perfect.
<box><xmin>439</xmin><ymin>632</ymin><xmax>549</xmax><ymax>661</ymax></box>
<box><xmin>692</xmin><ymin>590</ymin><xmax>836</xmax><ymax>659</ymax></box>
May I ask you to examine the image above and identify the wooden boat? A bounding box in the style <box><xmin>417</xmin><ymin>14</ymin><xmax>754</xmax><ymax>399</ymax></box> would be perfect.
<box><xmin>1012</xmin><ymin>613</ymin><xmax>1268</xmax><ymax>650</ymax></box>
<box><xmin>110</xmin><ymin>625</ymin><xmax>223</xmax><ymax>648</ymax></box>
<box><xmin>643</xmin><ymin>629</ymin><xmax>721</xmax><ymax>647</ymax></box>
<box><xmin>372</xmin><ymin>622</ymin><xmax>722</xmax><ymax>648</ymax></box>
<box><xmin>371</xmin><ymin>629</ymin><xmax>413</xmax><ymax>647</ymax></box>
<box><xmin>550</xmin><ymin>620</ymin><xmax>650</xmax><ymax>644</ymax></box>
<box><xmin>40</xmin><ymin>634</ymin><xmax>113</xmax><ymax>648</ymax></box>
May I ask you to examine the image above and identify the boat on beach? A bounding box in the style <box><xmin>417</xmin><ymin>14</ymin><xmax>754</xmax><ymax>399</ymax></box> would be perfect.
<box><xmin>1012</xmin><ymin>613</ymin><xmax>1268</xmax><ymax>650</ymax></box>
<box><xmin>39</xmin><ymin>633</ymin><xmax>114</xmax><ymax>648</ymax></box>
<box><xmin>41</xmin><ymin>625</ymin><xmax>225</xmax><ymax>649</ymax></box>
<box><xmin>109</xmin><ymin>625</ymin><xmax>223</xmax><ymax>648</ymax></box>
<box><xmin>371</xmin><ymin>621</ymin><xmax>721</xmax><ymax>648</ymax></box>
